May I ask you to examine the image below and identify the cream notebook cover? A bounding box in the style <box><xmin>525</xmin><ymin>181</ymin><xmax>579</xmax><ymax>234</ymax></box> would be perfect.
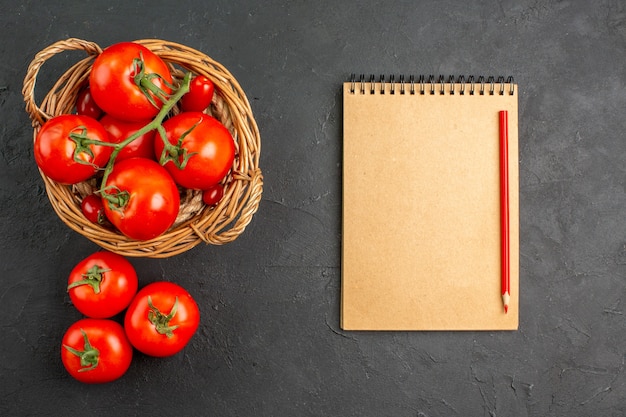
<box><xmin>341</xmin><ymin>75</ymin><xmax>519</xmax><ymax>331</ymax></box>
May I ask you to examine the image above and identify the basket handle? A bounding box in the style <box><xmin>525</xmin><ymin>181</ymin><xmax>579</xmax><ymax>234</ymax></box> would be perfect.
<box><xmin>22</xmin><ymin>38</ymin><xmax>102</xmax><ymax>127</ymax></box>
<box><xmin>196</xmin><ymin>168</ymin><xmax>264</xmax><ymax>245</ymax></box>
<box><xmin>223</xmin><ymin>168</ymin><xmax>264</xmax><ymax>242</ymax></box>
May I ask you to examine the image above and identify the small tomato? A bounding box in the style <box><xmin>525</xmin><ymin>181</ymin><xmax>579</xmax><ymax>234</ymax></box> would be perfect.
<box><xmin>180</xmin><ymin>75</ymin><xmax>215</xmax><ymax>112</ymax></box>
<box><xmin>76</xmin><ymin>86</ymin><xmax>103</xmax><ymax>120</ymax></box>
<box><xmin>81</xmin><ymin>194</ymin><xmax>107</xmax><ymax>225</ymax></box>
<box><xmin>202</xmin><ymin>183</ymin><xmax>225</xmax><ymax>206</ymax></box>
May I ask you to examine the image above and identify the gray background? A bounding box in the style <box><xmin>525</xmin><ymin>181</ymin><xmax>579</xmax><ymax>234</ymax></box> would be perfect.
<box><xmin>1</xmin><ymin>1</ymin><xmax>625</xmax><ymax>416</ymax></box>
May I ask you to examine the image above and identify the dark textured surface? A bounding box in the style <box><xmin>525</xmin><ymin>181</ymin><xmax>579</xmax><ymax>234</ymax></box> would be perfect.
<box><xmin>1</xmin><ymin>1</ymin><xmax>625</xmax><ymax>416</ymax></box>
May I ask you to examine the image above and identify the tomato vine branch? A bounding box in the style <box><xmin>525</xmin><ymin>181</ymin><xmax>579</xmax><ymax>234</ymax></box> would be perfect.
<box><xmin>96</xmin><ymin>71</ymin><xmax>193</xmax><ymax>209</ymax></box>
<box><xmin>156</xmin><ymin>119</ymin><xmax>200</xmax><ymax>170</ymax></box>
<box><xmin>132</xmin><ymin>54</ymin><xmax>173</xmax><ymax>108</ymax></box>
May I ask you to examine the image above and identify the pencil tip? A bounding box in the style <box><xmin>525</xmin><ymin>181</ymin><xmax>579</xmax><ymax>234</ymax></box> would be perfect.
<box><xmin>502</xmin><ymin>293</ymin><xmax>510</xmax><ymax>314</ymax></box>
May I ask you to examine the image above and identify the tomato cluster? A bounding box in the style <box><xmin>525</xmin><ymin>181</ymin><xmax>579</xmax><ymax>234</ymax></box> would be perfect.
<box><xmin>61</xmin><ymin>251</ymin><xmax>200</xmax><ymax>383</ymax></box>
<box><xmin>34</xmin><ymin>41</ymin><xmax>233</xmax><ymax>241</ymax></box>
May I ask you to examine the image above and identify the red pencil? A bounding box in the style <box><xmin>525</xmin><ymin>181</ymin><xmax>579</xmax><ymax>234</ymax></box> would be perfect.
<box><xmin>499</xmin><ymin>110</ymin><xmax>510</xmax><ymax>313</ymax></box>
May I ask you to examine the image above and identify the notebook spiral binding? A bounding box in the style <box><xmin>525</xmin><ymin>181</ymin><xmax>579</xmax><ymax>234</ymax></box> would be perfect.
<box><xmin>348</xmin><ymin>73</ymin><xmax>515</xmax><ymax>96</ymax></box>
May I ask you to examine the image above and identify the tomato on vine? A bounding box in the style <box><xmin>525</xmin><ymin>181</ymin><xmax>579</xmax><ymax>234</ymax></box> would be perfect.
<box><xmin>124</xmin><ymin>281</ymin><xmax>200</xmax><ymax>357</ymax></box>
<box><xmin>67</xmin><ymin>251</ymin><xmax>138</xmax><ymax>319</ymax></box>
<box><xmin>89</xmin><ymin>42</ymin><xmax>173</xmax><ymax>122</ymax></box>
<box><xmin>102</xmin><ymin>157</ymin><xmax>180</xmax><ymax>241</ymax></box>
<box><xmin>155</xmin><ymin>112</ymin><xmax>235</xmax><ymax>190</ymax></box>
<box><xmin>33</xmin><ymin>114</ymin><xmax>113</xmax><ymax>184</ymax></box>
<box><xmin>61</xmin><ymin>318</ymin><xmax>133</xmax><ymax>384</ymax></box>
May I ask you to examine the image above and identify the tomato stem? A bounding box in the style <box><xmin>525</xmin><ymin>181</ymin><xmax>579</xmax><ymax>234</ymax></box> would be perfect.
<box><xmin>132</xmin><ymin>55</ymin><xmax>172</xmax><ymax>108</ymax></box>
<box><xmin>69</xmin><ymin>127</ymin><xmax>102</xmax><ymax>169</ymax></box>
<box><xmin>63</xmin><ymin>329</ymin><xmax>99</xmax><ymax>372</ymax></box>
<box><xmin>147</xmin><ymin>296</ymin><xmax>179</xmax><ymax>338</ymax></box>
<box><xmin>66</xmin><ymin>264</ymin><xmax>110</xmax><ymax>294</ymax></box>
<box><xmin>156</xmin><ymin>119</ymin><xmax>200</xmax><ymax>170</ymax></box>
<box><xmin>99</xmin><ymin>185</ymin><xmax>131</xmax><ymax>213</ymax></box>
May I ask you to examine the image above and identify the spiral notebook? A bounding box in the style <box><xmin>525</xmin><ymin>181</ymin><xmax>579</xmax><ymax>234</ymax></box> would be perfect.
<box><xmin>341</xmin><ymin>74</ymin><xmax>519</xmax><ymax>331</ymax></box>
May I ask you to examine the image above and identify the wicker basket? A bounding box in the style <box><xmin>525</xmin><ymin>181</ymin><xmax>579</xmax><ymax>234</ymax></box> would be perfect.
<box><xmin>22</xmin><ymin>38</ymin><xmax>263</xmax><ymax>258</ymax></box>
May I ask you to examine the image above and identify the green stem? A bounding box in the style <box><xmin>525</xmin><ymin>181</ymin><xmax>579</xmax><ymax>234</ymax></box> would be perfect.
<box><xmin>63</xmin><ymin>329</ymin><xmax>99</xmax><ymax>372</ymax></box>
<box><xmin>156</xmin><ymin>120</ymin><xmax>199</xmax><ymax>169</ymax></box>
<box><xmin>140</xmin><ymin>74</ymin><xmax>171</xmax><ymax>106</ymax></box>
<box><xmin>66</xmin><ymin>264</ymin><xmax>110</xmax><ymax>294</ymax></box>
<box><xmin>147</xmin><ymin>296</ymin><xmax>179</xmax><ymax>338</ymax></box>
<box><xmin>132</xmin><ymin>55</ymin><xmax>177</xmax><ymax>108</ymax></box>
<box><xmin>77</xmin><ymin>139</ymin><xmax>119</xmax><ymax>148</ymax></box>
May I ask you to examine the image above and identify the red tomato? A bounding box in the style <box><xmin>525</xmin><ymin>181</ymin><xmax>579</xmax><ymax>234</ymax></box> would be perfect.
<box><xmin>155</xmin><ymin>112</ymin><xmax>235</xmax><ymax>190</ymax></box>
<box><xmin>81</xmin><ymin>194</ymin><xmax>107</xmax><ymax>225</ymax></box>
<box><xmin>89</xmin><ymin>42</ymin><xmax>173</xmax><ymax>122</ymax></box>
<box><xmin>67</xmin><ymin>251</ymin><xmax>138</xmax><ymax>318</ymax></box>
<box><xmin>61</xmin><ymin>318</ymin><xmax>133</xmax><ymax>384</ymax></box>
<box><xmin>102</xmin><ymin>158</ymin><xmax>180</xmax><ymax>241</ymax></box>
<box><xmin>124</xmin><ymin>281</ymin><xmax>200</xmax><ymax>357</ymax></box>
<box><xmin>180</xmin><ymin>75</ymin><xmax>215</xmax><ymax>112</ymax></box>
<box><xmin>34</xmin><ymin>114</ymin><xmax>113</xmax><ymax>184</ymax></box>
<box><xmin>76</xmin><ymin>86</ymin><xmax>103</xmax><ymax>119</ymax></box>
<box><xmin>202</xmin><ymin>183</ymin><xmax>225</xmax><ymax>206</ymax></box>
<box><xmin>99</xmin><ymin>114</ymin><xmax>156</xmax><ymax>161</ymax></box>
